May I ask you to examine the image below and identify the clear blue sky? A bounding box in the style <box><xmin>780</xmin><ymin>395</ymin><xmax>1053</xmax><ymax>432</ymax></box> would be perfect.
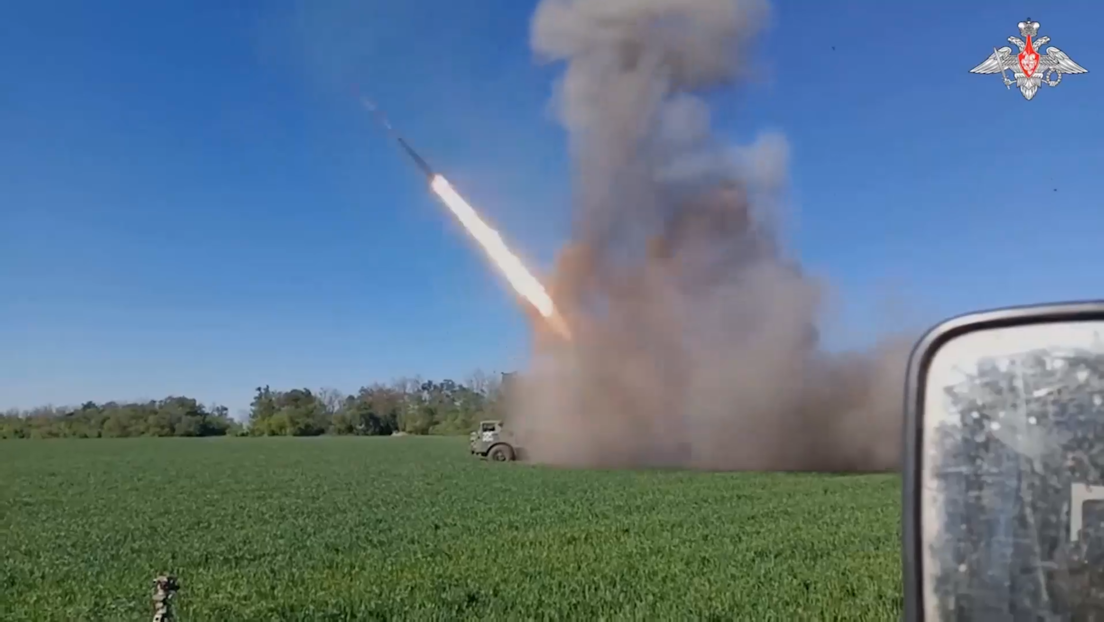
<box><xmin>2</xmin><ymin>1</ymin><xmax>1101</xmax><ymax>416</ymax></box>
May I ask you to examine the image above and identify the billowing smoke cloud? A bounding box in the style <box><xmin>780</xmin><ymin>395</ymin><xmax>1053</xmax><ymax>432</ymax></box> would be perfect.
<box><xmin>509</xmin><ymin>0</ymin><xmax>911</xmax><ymax>472</ymax></box>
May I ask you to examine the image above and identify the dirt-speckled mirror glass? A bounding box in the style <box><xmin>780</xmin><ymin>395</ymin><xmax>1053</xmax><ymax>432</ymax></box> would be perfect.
<box><xmin>921</xmin><ymin>321</ymin><xmax>1104</xmax><ymax>620</ymax></box>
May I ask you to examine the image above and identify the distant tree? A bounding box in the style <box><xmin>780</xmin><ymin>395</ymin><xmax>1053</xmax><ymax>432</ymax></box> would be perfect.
<box><xmin>275</xmin><ymin>389</ymin><xmax>328</xmax><ymax>436</ymax></box>
<box><xmin>336</xmin><ymin>385</ymin><xmax>403</xmax><ymax>436</ymax></box>
<box><xmin>0</xmin><ymin>397</ymin><xmax>236</xmax><ymax>439</ymax></box>
<box><xmin>1</xmin><ymin>371</ymin><xmax>507</xmax><ymax>440</ymax></box>
<box><xmin>317</xmin><ymin>388</ymin><xmax>345</xmax><ymax>417</ymax></box>
<box><xmin>248</xmin><ymin>386</ymin><xmax>278</xmax><ymax>436</ymax></box>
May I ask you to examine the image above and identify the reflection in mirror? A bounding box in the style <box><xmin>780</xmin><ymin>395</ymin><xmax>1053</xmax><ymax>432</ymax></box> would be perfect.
<box><xmin>921</xmin><ymin>321</ymin><xmax>1104</xmax><ymax>620</ymax></box>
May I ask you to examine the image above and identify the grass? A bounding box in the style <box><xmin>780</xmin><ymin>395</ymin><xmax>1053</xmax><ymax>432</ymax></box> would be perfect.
<box><xmin>1</xmin><ymin>437</ymin><xmax>903</xmax><ymax>620</ymax></box>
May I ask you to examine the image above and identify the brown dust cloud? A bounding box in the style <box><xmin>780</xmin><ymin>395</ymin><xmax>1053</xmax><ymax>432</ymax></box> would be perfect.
<box><xmin>507</xmin><ymin>0</ymin><xmax>912</xmax><ymax>472</ymax></box>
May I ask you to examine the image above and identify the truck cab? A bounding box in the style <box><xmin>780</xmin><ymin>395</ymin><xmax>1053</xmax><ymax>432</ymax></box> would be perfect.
<box><xmin>469</xmin><ymin>419</ymin><xmax>517</xmax><ymax>461</ymax></box>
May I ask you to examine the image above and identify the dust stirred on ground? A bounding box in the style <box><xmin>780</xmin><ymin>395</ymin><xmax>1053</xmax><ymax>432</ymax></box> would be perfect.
<box><xmin>510</xmin><ymin>0</ymin><xmax>911</xmax><ymax>472</ymax></box>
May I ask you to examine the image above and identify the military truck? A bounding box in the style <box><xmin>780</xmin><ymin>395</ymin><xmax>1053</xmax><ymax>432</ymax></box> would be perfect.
<box><xmin>469</xmin><ymin>371</ymin><xmax>522</xmax><ymax>461</ymax></box>
<box><xmin>469</xmin><ymin>420</ymin><xmax>520</xmax><ymax>461</ymax></box>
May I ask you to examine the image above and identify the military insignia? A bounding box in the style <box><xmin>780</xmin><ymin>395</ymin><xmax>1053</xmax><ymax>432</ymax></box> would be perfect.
<box><xmin>970</xmin><ymin>19</ymin><xmax>1088</xmax><ymax>100</ymax></box>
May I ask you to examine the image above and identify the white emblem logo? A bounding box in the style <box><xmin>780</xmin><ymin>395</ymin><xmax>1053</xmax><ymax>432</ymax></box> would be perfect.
<box><xmin>970</xmin><ymin>19</ymin><xmax>1088</xmax><ymax>100</ymax></box>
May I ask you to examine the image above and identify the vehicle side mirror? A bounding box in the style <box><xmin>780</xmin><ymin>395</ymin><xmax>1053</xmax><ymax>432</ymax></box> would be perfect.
<box><xmin>903</xmin><ymin>301</ymin><xmax>1104</xmax><ymax>620</ymax></box>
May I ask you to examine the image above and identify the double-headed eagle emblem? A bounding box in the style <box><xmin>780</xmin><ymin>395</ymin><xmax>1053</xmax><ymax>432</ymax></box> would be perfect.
<box><xmin>970</xmin><ymin>19</ymin><xmax>1088</xmax><ymax>100</ymax></box>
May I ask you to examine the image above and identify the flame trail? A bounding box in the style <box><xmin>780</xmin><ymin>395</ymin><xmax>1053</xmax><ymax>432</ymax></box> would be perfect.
<box><xmin>429</xmin><ymin>174</ymin><xmax>571</xmax><ymax>339</ymax></box>
<box><xmin>359</xmin><ymin>96</ymin><xmax>569</xmax><ymax>338</ymax></box>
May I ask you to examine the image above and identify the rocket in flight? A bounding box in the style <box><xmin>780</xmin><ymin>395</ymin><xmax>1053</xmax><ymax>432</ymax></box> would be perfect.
<box><xmin>360</xmin><ymin>98</ymin><xmax>434</xmax><ymax>180</ymax></box>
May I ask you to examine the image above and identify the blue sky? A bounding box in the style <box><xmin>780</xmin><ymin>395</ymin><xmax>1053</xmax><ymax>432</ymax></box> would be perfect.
<box><xmin>2</xmin><ymin>0</ymin><xmax>1101</xmax><ymax>416</ymax></box>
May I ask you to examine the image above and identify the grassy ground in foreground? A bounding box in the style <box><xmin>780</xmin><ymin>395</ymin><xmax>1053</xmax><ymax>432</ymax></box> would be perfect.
<box><xmin>1</xmin><ymin>437</ymin><xmax>902</xmax><ymax>620</ymax></box>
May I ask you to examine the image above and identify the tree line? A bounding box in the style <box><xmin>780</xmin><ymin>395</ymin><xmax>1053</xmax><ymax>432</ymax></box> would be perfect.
<box><xmin>0</xmin><ymin>372</ymin><xmax>509</xmax><ymax>440</ymax></box>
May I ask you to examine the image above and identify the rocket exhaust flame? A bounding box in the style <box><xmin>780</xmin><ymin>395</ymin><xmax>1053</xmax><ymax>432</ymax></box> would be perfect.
<box><xmin>429</xmin><ymin>175</ymin><xmax>572</xmax><ymax>339</ymax></box>
<box><xmin>360</xmin><ymin>97</ymin><xmax>570</xmax><ymax>339</ymax></box>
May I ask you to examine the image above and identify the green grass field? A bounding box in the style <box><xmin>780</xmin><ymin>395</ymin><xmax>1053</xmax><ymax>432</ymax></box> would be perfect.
<box><xmin>2</xmin><ymin>437</ymin><xmax>903</xmax><ymax>620</ymax></box>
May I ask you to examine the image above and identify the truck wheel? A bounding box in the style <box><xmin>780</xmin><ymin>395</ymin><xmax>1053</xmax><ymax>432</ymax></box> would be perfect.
<box><xmin>488</xmin><ymin>444</ymin><xmax>514</xmax><ymax>462</ymax></box>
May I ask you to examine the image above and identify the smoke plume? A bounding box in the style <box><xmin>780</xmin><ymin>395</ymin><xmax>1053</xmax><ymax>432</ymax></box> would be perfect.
<box><xmin>510</xmin><ymin>0</ymin><xmax>911</xmax><ymax>472</ymax></box>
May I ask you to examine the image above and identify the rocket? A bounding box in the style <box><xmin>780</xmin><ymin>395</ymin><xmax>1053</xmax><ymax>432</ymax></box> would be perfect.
<box><xmin>361</xmin><ymin>98</ymin><xmax>435</xmax><ymax>180</ymax></box>
<box><xmin>357</xmin><ymin>93</ymin><xmax>573</xmax><ymax>341</ymax></box>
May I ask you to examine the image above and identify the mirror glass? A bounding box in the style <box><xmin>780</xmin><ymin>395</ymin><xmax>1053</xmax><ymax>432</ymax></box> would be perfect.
<box><xmin>921</xmin><ymin>320</ymin><xmax>1104</xmax><ymax>619</ymax></box>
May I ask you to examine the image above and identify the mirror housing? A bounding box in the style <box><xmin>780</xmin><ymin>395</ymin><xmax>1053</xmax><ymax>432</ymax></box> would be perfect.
<box><xmin>904</xmin><ymin>300</ymin><xmax>1104</xmax><ymax>621</ymax></box>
